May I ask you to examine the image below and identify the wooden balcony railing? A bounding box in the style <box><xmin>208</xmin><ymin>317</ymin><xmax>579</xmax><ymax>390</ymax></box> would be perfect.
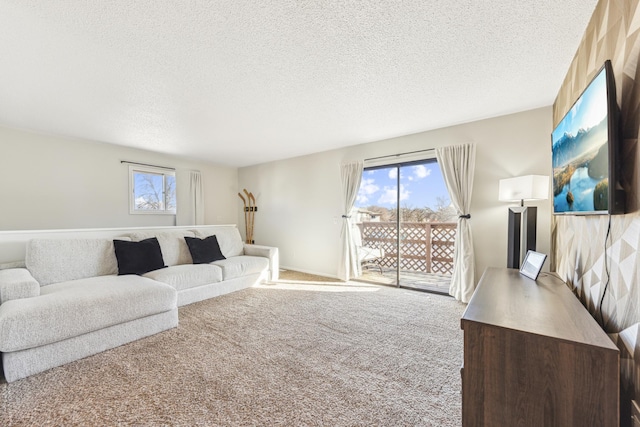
<box><xmin>358</xmin><ymin>221</ymin><xmax>456</xmax><ymax>275</ymax></box>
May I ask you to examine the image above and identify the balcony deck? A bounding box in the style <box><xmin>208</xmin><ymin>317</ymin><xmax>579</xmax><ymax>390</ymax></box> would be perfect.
<box><xmin>358</xmin><ymin>268</ymin><xmax>451</xmax><ymax>294</ymax></box>
<box><xmin>357</xmin><ymin>221</ymin><xmax>455</xmax><ymax>294</ymax></box>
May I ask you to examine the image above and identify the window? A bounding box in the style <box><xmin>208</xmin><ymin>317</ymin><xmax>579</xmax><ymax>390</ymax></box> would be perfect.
<box><xmin>129</xmin><ymin>165</ymin><xmax>176</xmax><ymax>214</ymax></box>
<box><xmin>353</xmin><ymin>158</ymin><xmax>456</xmax><ymax>294</ymax></box>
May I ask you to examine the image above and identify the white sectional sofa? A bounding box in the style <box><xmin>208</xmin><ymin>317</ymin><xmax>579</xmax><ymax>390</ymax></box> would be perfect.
<box><xmin>0</xmin><ymin>225</ymin><xmax>278</xmax><ymax>383</ymax></box>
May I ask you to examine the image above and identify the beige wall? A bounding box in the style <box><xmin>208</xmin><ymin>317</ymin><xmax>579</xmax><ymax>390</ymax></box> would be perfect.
<box><xmin>0</xmin><ymin>125</ymin><xmax>238</xmax><ymax>230</ymax></box>
<box><xmin>239</xmin><ymin>106</ymin><xmax>552</xmax><ymax>280</ymax></box>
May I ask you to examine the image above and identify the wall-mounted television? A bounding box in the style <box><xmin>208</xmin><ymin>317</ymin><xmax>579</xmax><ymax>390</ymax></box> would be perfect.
<box><xmin>551</xmin><ymin>60</ymin><xmax>625</xmax><ymax>215</ymax></box>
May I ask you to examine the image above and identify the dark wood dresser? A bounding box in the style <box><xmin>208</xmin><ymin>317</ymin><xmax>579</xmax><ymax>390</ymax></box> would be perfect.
<box><xmin>461</xmin><ymin>267</ymin><xmax>619</xmax><ymax>426</ymax></box>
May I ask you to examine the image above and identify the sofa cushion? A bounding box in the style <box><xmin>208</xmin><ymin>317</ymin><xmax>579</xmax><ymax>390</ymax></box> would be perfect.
<box><xmin>212</xmin><ymin>255</ymin><xmax>269</xmax><ymax>280</ymax></box>
<box><xmin>129</xmin><ymin>230</ymin><xmax>195</xmax><ymax>266</ymax></box>
<box><xmin>192</xmin><ymin>226</ymin><xmax>244</xmax><ymax>258</ymax></box>
<box><xmin>26</xmin><ymin>238</ymin><xmax>130</xmax><ymax>286</ymax></box>
<box><xmin>114</xmin><ymin>238</ymin><xmax>167</xmax><ymax>275</ymax></box>
<box><xmin>0</xmin><ymin>275</ymin><xmax>176</xmax><ymax>352</ymax></box>
<box><xmin>143</xmin><ymin>264</ymin><xmax>223</xmax><ymax>291</ymax></box>
<box><xmin>0</xmin><ymin>268</ymin><xmax>40</xmax><ymax>304</ymax></box>
<box><xmin>184</xmin><ymin>235</ymin><xmax>226</xmax><ymax>264</ymax></box>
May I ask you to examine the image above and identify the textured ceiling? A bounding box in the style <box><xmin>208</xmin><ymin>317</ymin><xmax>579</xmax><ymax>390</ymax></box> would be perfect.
<box><xmin>0</xmin><ymin>1</ymin><xmax>598</xmax><ymax>167</ymax></box>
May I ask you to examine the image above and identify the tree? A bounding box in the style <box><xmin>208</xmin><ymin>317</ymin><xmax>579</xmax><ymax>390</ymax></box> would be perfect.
<box><xmin>134</xmin><ymin>173</ymin><xmax>176</xmax><ymax>210</ymax></box>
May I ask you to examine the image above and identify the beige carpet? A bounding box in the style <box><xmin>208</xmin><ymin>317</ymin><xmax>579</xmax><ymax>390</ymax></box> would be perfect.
<box><xmin>0</xmin><ymin>272</ymin><xmax>465</xmax><ymax>426</ymax></box>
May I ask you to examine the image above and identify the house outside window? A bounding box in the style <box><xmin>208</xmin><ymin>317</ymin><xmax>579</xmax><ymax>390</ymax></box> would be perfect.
<box><xmin>129</xmin><ymin>165</ymin><xmax>176</xmax><ymax>214</ymax></box>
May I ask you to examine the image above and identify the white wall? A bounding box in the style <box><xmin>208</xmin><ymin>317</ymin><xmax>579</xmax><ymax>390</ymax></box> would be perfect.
<box><xmin>0</xmin><ymin>125</ymin><xmax>238</xmax><ymax>230</ymax></box>
<box><xmin>0</xmin><ymin>106</ymin><xmax>552</xmax><ymax>279</ymax></box>
<box><xmin>239</xmin><ymin>106</ymin><xmax>553</xmax><ymax>280</ymax></box>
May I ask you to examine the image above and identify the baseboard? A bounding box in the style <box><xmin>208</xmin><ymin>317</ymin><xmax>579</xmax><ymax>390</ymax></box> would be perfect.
<box><xmin>279</xmin><ymin>265</ymin><xmax>340</xmax><ymax>280</ymax></box>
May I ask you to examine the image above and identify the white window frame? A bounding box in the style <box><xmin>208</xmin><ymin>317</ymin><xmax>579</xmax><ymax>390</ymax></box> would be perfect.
<box><xmin>129</xmin><ymin>165</ymin><xmax>176</xmax><ymax>215</ymax></box>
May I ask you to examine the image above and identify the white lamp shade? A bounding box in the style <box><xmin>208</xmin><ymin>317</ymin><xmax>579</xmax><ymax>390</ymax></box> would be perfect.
<box><xmin>498</xmin><ymin>175</ymin><xmax>549</xmax><ymax>202</ymax></box>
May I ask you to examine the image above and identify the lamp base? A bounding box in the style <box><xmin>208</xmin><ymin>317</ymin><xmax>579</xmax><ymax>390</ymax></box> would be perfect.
<box><xmin>507</xmin><ymin>206</ymin><xmax>537</xmax><ymax>269</ymax></box>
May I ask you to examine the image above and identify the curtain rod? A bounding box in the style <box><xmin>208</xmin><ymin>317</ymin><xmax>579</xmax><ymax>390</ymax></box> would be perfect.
<box><xmin>364</xmin><ymin>148</ymin><xmax>435</xmax><ymax>162</ymax></box>
<box><xmin>120</xmin><ymin>160</ymin><xmax>175</xmax><ymax>171</ymax></box>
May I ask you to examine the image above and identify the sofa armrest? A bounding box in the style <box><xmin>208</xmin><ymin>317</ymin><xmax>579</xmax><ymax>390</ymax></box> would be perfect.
<box><xmin>0</xmin><ymin>268</ymin><xmax>40</xmax><ymax>304</ymax></box>
<box><xmin>243</xmin><ymin>244</ymin><xmax>279</xmax><ymax>281</ymax></box>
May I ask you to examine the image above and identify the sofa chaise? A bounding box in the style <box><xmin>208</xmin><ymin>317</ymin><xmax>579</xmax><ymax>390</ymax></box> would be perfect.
<box><xmin>0</xmin><ymin>225</ymin><xmax>278</xmax><ymax>383</ymax></box>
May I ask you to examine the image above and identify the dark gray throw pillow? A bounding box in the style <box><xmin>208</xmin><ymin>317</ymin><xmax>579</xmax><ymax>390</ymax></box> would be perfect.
<box><xmin>113</xmin><ymin>237</ymin><xmax>166</xmax><ymax>275</ymax></box>
<box><xmin>185</xmin><ymin>235</ymin><xmax>226</xmax><ymax>264</ymax></box>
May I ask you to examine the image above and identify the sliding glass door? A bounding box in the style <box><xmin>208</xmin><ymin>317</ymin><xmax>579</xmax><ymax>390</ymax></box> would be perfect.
<box><xmin>353</xmin><ymin>158</ymin><xmax>456</xmax><ymax>293</ymax></box>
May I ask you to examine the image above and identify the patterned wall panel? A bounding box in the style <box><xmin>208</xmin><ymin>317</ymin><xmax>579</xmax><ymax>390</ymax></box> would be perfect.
<box><xmin>553</xmin><ymin>0</ymin><xmax>640</xmax><ymax>419</ymax></box>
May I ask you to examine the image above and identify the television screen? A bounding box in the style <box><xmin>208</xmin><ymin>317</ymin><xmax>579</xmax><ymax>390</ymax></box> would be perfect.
<box><xmin>551</xmin><ymin>60</ymin><xmax>624</xmax><ymax>215</ymax></box>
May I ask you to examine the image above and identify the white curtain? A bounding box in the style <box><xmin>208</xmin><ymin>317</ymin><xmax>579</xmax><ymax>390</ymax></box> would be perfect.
<box><xmin>436</xmin><ymin>143</ymin><xmax>476</xmax><ymax>303</ymax></box>
<box><xmin>337</xmin><ymin>161</ymin><xmax>364</xmax><ymax>281</ymax></box>
<box><xmin>176</xmin><ymin>170</ymin><xmax>204</xmax><ymax>226</ymax></box>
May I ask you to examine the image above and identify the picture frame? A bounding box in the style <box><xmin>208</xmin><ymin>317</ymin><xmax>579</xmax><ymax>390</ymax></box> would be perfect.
<box><xmin>519</xmin><ymin>250</ymin><xmax>547</xmax><ymax>280</ymax></box>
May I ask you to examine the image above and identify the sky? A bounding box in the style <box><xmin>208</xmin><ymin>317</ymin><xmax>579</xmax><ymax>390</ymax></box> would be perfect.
<box><xmin>355</xmin><ymin>162</ymin><xmax>450</xmax><ymax>209</ymax></box>
<box><xmin>552</xmin><ymin>66</ymin><xmax>608</xmax><ymax>145</ymax></box>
